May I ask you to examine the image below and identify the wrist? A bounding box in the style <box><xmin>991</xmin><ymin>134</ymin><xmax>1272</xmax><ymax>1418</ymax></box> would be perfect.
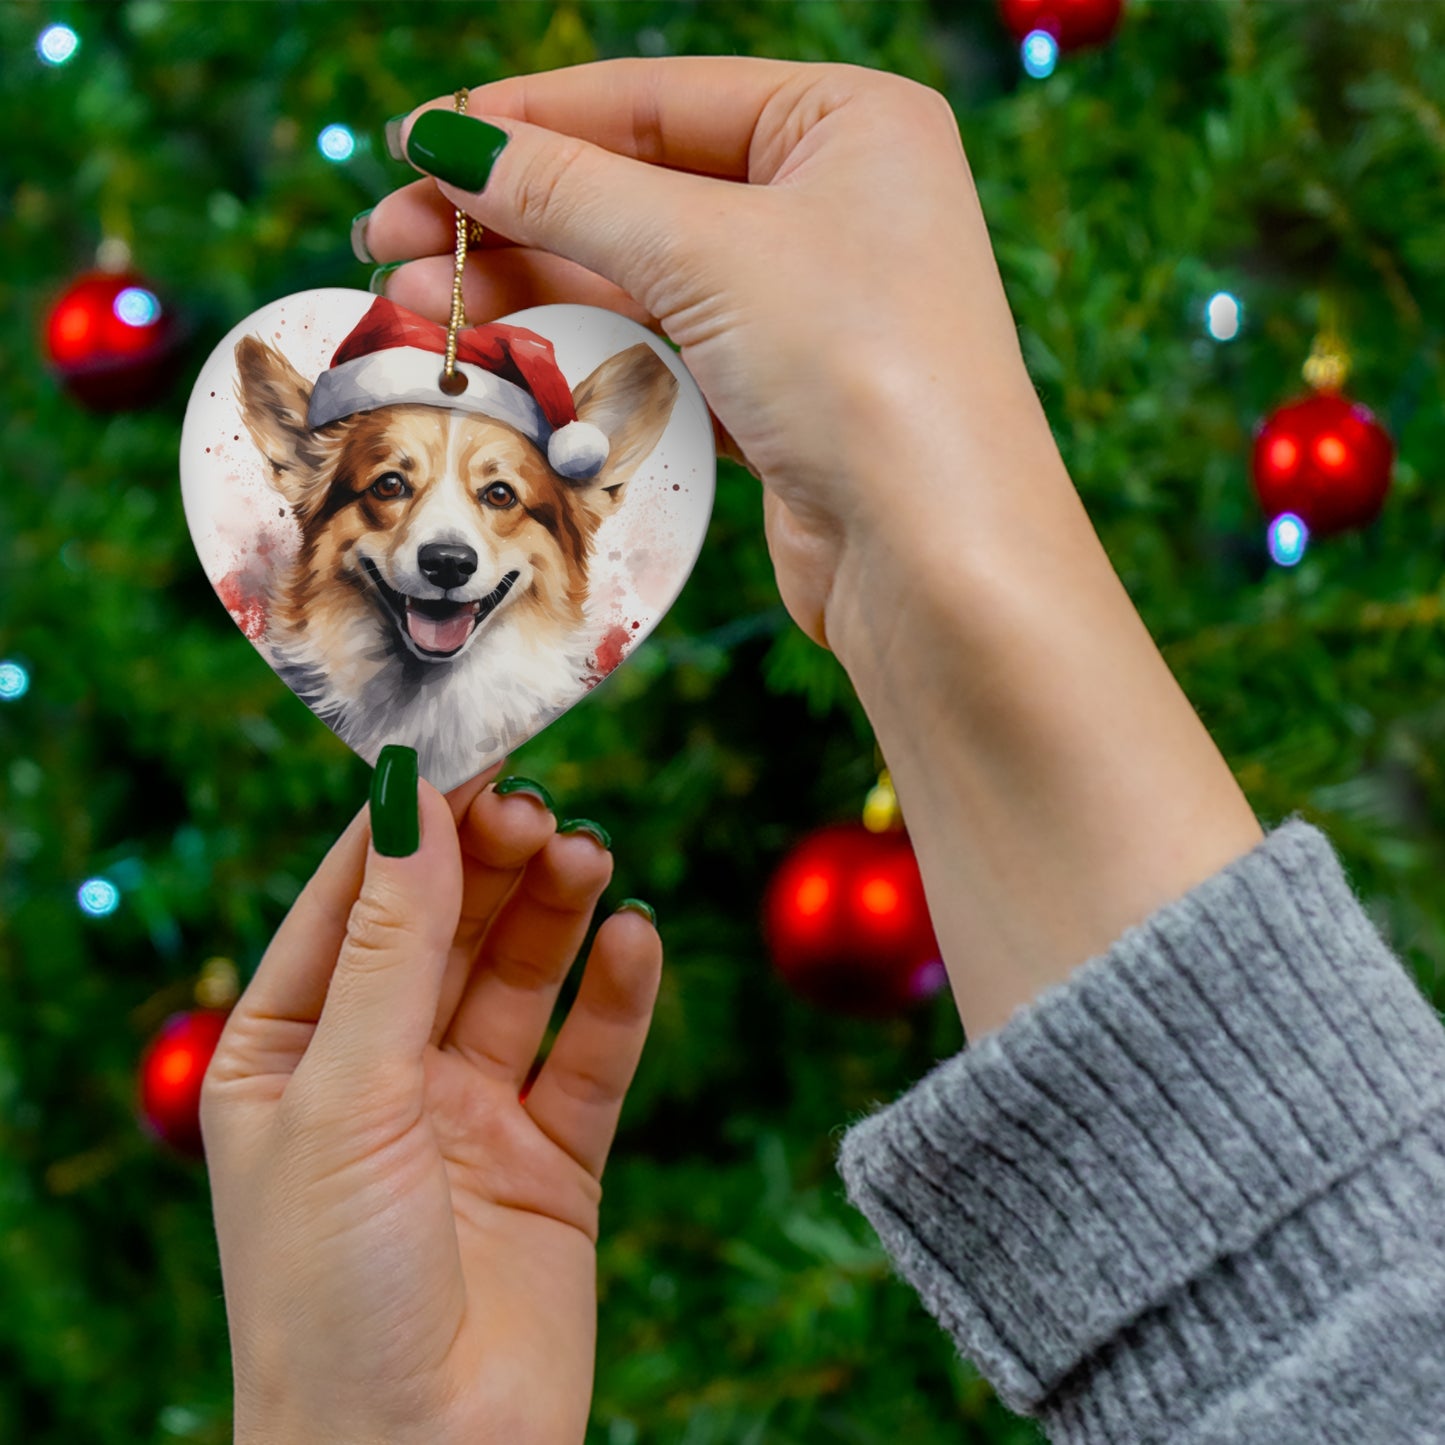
<box><xmin>822</xmin><ymin>376</ymin><xmax>1078</xmax><ymax>680</ymax></box>
<box><xmin>823</xmin><ymin>435</ymin><xmax>1262</xmax><ymax>1039</ymax></box>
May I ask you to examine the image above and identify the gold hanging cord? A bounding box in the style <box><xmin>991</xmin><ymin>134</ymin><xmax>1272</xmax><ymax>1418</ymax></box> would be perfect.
<box><xmin>1302</xmin><ymin>293</ymin><xmax>1350</xmax><ymax>394</ymax></box>
<box><xmin>440</xmin><ymin>88</ymin><xmax>479</xmax><ymax>395</ymax></box>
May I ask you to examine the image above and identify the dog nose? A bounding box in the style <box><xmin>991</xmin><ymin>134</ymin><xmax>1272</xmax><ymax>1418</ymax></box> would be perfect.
<box><xmin>418</xmin><ymin>543</ymin><xmax>478</xmax><ymax>591</ymax></box>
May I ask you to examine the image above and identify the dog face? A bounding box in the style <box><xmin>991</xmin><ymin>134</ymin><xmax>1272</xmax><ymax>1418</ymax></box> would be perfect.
<box><xmin>234</xmin><ymin>336</ymin><xmax>678</xmax><ymax>664</ymax></box>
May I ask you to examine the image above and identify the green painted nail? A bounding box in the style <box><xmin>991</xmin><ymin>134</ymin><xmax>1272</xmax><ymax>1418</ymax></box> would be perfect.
<box><xmin>384</xmin><ymin>113</ymin><xmax>409</xmax><ymax>162</ymax></box>
<box><xmin>368</xmin><ymin>261</ymin><xmax>404</xmax><ymax>296</ymax></box>
<box><xmin>405</xmin><ymin>110</ymin><xmax>509</xmax><ymax>192</ymax></box>
<box><xmin>494</xmin><ymin>776</ymin><xmax>555</xmax><ymax>812</ymax></box>
<box><xmin>558</xmin><ymin>818</ymin><xmax>612</xmax><ymax>850</ymax></box>
<box><xmin>370</xmin><ymin>745</ymin><xmax>419</xmax><ymax>857</ymax></box>
<box><xmin>617</xmin><ymin>898</ymin><xmax>656</xmax><ymax>926</ymax></box>
<box><xmin>350</xmin><ymin>208</ymin><xmax>375</xmax><ymax>264</ymax></box>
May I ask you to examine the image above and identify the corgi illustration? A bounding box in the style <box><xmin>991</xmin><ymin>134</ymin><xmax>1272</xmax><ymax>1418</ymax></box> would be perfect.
<box><xmin>232</xmin><ymin>298</ymin><xmax>679</xmax><ymax>789</ymax></box>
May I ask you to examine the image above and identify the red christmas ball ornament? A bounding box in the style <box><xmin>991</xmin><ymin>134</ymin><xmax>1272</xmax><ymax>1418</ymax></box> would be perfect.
<box><xmin>764</xmin><ymin>822</ymin><xmax>945</xmax><ymax>1017</ymax></box>
<box><xmin>44</xmin><ymin>269</ymin><xmax>181</xmax><ymax>410</ymax></box>
<box><xmin>998</xmin><ymin>0</ymin><xmax>1125</xmax><ymax>50</ymax></box>
<box><xmin>137</xmin><ymin>1009</ymin><xmax>230</xmax><ymax>1157</ymax></box>
<box><xmin>1251</xmin><ymin>392</ymin><xmax>1394</xmax><ymax>538</ymax></box>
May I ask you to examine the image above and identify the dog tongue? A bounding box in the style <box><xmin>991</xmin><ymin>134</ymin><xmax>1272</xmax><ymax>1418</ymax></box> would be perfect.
<box><xmin>406</xmin><ymin>601</ymin><xmax>475</xmax><ymax>654</ymax></box>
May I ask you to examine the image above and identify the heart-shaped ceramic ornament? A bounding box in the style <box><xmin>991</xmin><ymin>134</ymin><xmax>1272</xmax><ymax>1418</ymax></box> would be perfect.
<box><xmin>180</xmin><ymin>289</ymin><xmax>715</xmax><ymax>791</ymax></box>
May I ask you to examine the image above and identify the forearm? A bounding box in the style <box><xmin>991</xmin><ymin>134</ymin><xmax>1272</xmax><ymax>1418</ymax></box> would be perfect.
<box><xmin>825</xmin><ymin>387</ymin><xmax>1262</xmax><ymax>1040</ymax></box>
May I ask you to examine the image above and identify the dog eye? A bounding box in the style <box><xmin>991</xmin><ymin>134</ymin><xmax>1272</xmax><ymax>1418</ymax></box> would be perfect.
<box><xmin>370</xmin><ymin>473</ymin><xmax>410</xmax><ymax>500</ymax></box>
<box><xmin>481</xmin><ymin>482</ymin><xmax>517</xmax><ymax>509</ymax></box>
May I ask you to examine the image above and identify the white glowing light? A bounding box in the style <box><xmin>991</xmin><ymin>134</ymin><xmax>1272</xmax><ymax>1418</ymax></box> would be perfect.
<box><xmin>114</xmin><ymin>287</ymin><xmax>161</xmax><ymax>328</ymax></box>
<box><xmin>0</xmin><ymin>661</ymin><xmax>29</xmax><ymax>701</ymax></box>
<box><xmin>318</xmin><ymin>124</ymin><xmax>356</xmax><ymax>162</ymax></box>
<box><xmin>78</xmin><ymin>878</ymin><xmax>121</xmax><ymax>917</ymax></box>
<box><xmin>1022</xmin><ymin>30</ymin><xmax>1059</xmax><ymax>79</ymax></box>
<box><xmin>1267</xmin><ymin>512</ymin><xmax>1309</xmax><ymax>567</ymax></box>
<box><xmin>1206</xmin><ymin>291</ymin><xmax>1243</xmax><ymax>342</ymax></box>
<box><xmin>37</xmin><ymin>24</ymin><xmax>79</xmax><ymax>66</ymax></box>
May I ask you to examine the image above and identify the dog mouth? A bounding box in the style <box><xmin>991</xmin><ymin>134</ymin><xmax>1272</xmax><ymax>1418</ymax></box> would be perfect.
<box><xmin>361</xmin><ymin>558</ymin><xmax>521</xmax><ymax>659</ymax></box>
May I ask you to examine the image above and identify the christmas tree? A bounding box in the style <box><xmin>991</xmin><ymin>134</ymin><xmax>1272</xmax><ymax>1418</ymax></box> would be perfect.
<box><xmin>4</xmin><ymin>3</ymin><xmax>1444</xmax><ymax>1441</ymax></box>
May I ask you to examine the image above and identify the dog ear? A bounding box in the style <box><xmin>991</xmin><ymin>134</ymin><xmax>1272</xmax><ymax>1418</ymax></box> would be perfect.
<box><xmin>569</xmin><ymin>343</ymin><xmax>679</xmax><ymax>507</ymax></box>
<box><xmin>233</xmin><ymin>335</ymin><xmax>335</xmax><ymax>516</ymax></box>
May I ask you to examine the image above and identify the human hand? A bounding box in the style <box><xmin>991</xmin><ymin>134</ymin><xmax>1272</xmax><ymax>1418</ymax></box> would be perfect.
<box><xmin>359</xmin><ymin>60</ymin><xmax>1260</xmax><ymax>1048</ymax></box>
<box><xmin>201</xmin><ymin>756</ymin><xmax>661</xmax><ymax>1445</ymax></box>
<box><xmin>360</xmin><ymin>57</ymin><xmax>1063</xmax><ymax>654</ymax></box>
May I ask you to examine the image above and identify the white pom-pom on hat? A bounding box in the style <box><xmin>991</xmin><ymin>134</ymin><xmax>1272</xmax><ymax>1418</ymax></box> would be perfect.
<box><xmin>547</xmin><ymin>420</ymin><xmax>610</xmax><ymax>479</ymax></box>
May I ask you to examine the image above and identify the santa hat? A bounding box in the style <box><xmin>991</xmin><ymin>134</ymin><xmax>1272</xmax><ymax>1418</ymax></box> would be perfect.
<box><xmin>305</xmin><ymin>297</ymin><xmax>610</xmax><ymax>480</ymax></box>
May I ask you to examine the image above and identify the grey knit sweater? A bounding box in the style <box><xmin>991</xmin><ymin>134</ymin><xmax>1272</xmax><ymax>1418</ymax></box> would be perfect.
<box><xmin>836</xmin><ymin>819</ymin><xmax>1445</xmax><ymax>1443</ymax></box>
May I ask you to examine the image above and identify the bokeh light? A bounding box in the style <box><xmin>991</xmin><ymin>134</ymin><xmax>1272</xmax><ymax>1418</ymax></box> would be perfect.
<box><xmin>1267</xmin><ymin>512</ymin><xmax>1309</xmax><ymax>567</ymax></box>
<box><xmin>1021</xmin><ymin>30</ymin><xmax>1059</xmax><ymax>79</ymax></box>
<box><xmin>114</xmin><ymin>287</ymin><xmax>161</xmax><ymax>328</ymax></box>
<box><xmin>37</xmin><ymin>24</ymin><xmax>79</xmax><ymax>66</ymax></box>
<box><xmin>77</xmin><ymin>878</ymin><xmax>121</xmax><ymax>918</ymax></box>
<box><xmin>859</xmin><ymin>876</ymin><xmax>901</xmax><ymax>918</ymax></box>
<box><xmin>0</xmin><ymin>660</ymin><xmax>29</xmax><ymax>701</ymax></box>
<box><xmin>1205</xmin><ymin>291</ymin><xmax>1242</xmax><ymax>341</ymax></box>
<box><xmin>793</xmin><ymin>872</ymin><xmax>831</xmax><ymax>918</ymax></box>
<box><xmin>317</xmin><ymin>123</ymin><xmax>356</xmax><ymax>162</ymax></box>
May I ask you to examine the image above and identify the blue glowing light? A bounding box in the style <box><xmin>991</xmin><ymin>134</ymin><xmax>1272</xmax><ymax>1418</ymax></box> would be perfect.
<box><xmin>114</xmin><ymin>286</ymin><xmax>161</xmax><ymax>328</ymax></box>
<box><xmin>37</xmin><ymin>24</ymin><xmax>79</xmax><ymax>66</ymax></box>
<box><xmin>78</xmin><ymin>877</ymin><xmax>121</xmax><ymax>918</ymax></box>
<box><xmin>0</xmin><ymin>661</ymin><xmax>29</xmax><ymax>701</ymax></box>
<box><xmin>1205</xmin><ymin>291</ymin><xmax>1243</xmax><ymax>342</ymax></box>
<box><xmin>1022</xmin><ymin>30</ymin><xmax>1059</xmax><ymax>79</ymax></box>
<box><xmin>318</xmin><ymin>124</ymin><xmax>356</xmax><ymax>162</ymax></box>
<box><xmin>1267</xmin><ymin>512</ymin><xmax>1309</xmax><ymax>567</ymax></box>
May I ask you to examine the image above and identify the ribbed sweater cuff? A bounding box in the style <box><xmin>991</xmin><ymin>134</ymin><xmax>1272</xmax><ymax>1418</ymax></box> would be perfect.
<box><xmin>836</xmin><ymin>818</ymin><xmax>1445</xmax><ymax>1430</ymax></box>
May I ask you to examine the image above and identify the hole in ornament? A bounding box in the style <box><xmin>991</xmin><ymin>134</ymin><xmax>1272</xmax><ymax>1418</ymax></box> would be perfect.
<box><xmin>438</xmin><ymin>369</ymin><xmax>469</xmax><ymax>397</ymax></box>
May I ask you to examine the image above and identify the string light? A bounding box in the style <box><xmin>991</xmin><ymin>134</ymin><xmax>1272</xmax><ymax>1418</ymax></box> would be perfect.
<box><xmin>113</xmin><ymin>286</ymin><xmax>161</xmax><ymax>328</ymax></box>
<box><xmin>37</xmin><ymin>24</ymin><xmax>79</xmax><ymax>66</ymax></box>
<box><xmin>1205</xmin><ymin>291</ymin><xmax>1242</xmax><ymax>342</ymax></box>
<box><xmin>1021</xmin><ymin>30</ymin><xmax>1060</xmax><ymax>78</ymax></box>
<box><xmin>1267</xmin><ymin>512</ymin><xmax>1309</xmax><ymax>567</ymax></box>
<box><xmin>317</xmin><ymin>124</ymin><xmax>356</xmax><ymax>162</ymax></box>
<box><xmin>77</xmin><ymin>877</ymin><xmax>121</xmax><ymax>918</ymax></box>
<box><xmin>0</xmin><ymin>660</ymin><xmax>29</xmax><ymax>701</ymax></box>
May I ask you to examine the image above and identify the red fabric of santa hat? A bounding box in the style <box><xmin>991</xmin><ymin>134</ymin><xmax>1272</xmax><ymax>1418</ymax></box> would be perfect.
<box><xmin>304</xmin><ymin>297</ymin><xmax>609</xmax><ymax>479</ymax></box>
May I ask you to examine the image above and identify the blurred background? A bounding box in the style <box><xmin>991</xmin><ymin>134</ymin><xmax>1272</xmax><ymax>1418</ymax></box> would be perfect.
<box><xmin>3</xmin><ymin>1</ymin><xmax>1445</xmax><ymax>1441</ymax></box>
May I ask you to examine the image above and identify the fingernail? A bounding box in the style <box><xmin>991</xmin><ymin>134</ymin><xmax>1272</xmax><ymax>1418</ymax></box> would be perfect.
<box><xmin>369</xmin><ymin>261</ymin><xmax>404</xmax><ymax>296</ymax></box>
<box><xmin>617</xmin><ymin>898</ymin><xmax>656</xmax><ymax>926</ymax></box>
<box><xmin>350</xmin><ymin>208</ymin><xmax>375</xmax><ymax>264</ymax></box>
<box><xmin>384</xmin><ymin>113</ymin><xmax>409</xmax><ymax>162</ymax></box>
<box><xmin>558</xmin><ymin>818</ymin><xmax>612</xmax><ymax>850</ymax></box>
<box><xmin>405</xmin><ymin>110</ymin><xmax>509</xmax><ymax>192</ymax></box>
<box><xmin>494</xmin><ymin>775</ymin><xmax>555</xmax><ymax>812</ymax></box>
<box><xmin>371</xmin><ymin>745</ymin><xmax>419</xmax><ymax>857</ymax></box>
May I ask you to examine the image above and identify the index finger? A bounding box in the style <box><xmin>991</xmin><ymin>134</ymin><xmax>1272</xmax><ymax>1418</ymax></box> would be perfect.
<box><xmin>419</xmin><ymin>55</ymin><xmax>810</xmax><ymax>182</ymax></box>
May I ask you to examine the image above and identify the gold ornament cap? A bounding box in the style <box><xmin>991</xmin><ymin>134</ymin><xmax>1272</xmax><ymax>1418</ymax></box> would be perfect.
<box><xmin>1303</xmin><ymin>298</ymin><xmax>1350</xmax><ymax>392</ymax></box>
<box><xmin>195</xmin><ymin>956</ymin><xmax>240</xmax><ymax>1010</ymax></box>
<box><xmin>863</xmin><ymin>768</ymin><xmax>902</xmax><ymax>833</ymax></box>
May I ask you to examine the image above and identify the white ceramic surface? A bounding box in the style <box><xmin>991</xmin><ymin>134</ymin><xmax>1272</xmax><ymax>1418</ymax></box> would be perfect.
<box><xmin>180</xmin><ymin>289</ymin><xmax>715</xmax><ymax>790</ymax></box>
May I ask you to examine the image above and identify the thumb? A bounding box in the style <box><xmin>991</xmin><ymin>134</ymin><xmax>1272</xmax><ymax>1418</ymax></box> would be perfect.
<box><xmin>303</xmin><ymin>747</ymin><xmax>463</xmax><ymax>1088</ymax></box>
<box><xmin>397</xmin><ymin>106</ymin><xmax>737</xmax><ymax>318</ymax></box>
